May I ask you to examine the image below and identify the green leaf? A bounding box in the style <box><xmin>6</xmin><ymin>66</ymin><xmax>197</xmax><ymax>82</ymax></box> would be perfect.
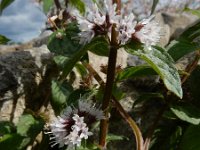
<box><xmin>0</xmin><ymin>121</ymin><xmax>15</xmax><ymax>135</ymax></box>
<box><xmin>75</xmin><ymin>63</ymin><xmax>88</xmax><ymax>77</ymax></box>
<box><xmin>0</xmin><ymin>0</ymin><xmax>14</xmax><ymax>14</ymax></box>
<box><xmin>17</xmin><ymin>114</ymin><xmax>44</xmax><ymax>137</ymax></box>
<box><xmin>106</xmin><ymin>134</ymin><xmax>125</xmax><ymax>143</ymax></box>
<box><xmin>150</xmin><ymin>125</ymin><xmax>183</xmax><ymax>150</ymax></box>
<box><xmin>67</xmin><ymin>89</ymin><xmax>90</xmax><ymax>105</ymax></box>
<box><xmin>125</xmin><ymin>45</ymin><xmax>182</xmax><ymax>98</ymax></box>
<box><xmin>167</xmin><ymin>39</ymin><xmax>198</xmax><ymax>61</ymax></box>
<box><xmin>48</xmin><ymin>24</ymin><xmax>82</xmax><ymax>56</ymax></box>
<box><xmin>112</xmin><ymin>83</ymin><xmax>125</xmax><ymax>100</ymax></box>
<box><xmin>84</xmin><ymin>36</ymin><xmax>109</xmax><ymax>56</ymax></box>
<box><xmin>0</xmin><ymin>34</ymin><xmax>10</xmax><ymax>44</ymax></box>
<box><xmin>184</xmin><ymin>8</ymin><xmax>200</xmax><ymax>18</ymax></box>
<box><xmin>151</xmin><ymin>0</ymin><xmax>159</xmax><ymax>15</ymax></box>
<box><xmin>0</xmin><ymin>133</ymin><xmax>24</xmax><ymax>150</ymax></box>
<box><xmin>53</xmin><ymin>55</ymin><xmax>69</xmax><ymax>69</ymax></box>
<box><xmin>116</xmin><ymin>65</ymin><xmax>157</xmax><ymax>81</ymax></box>
<box><xmin>69</xmin><ymin>0</ymin><xmax>85</xmax><ymax>14</ymax></box>
<box><xmin>133</xmin><ymin>92</ymin><xmax>164</xmax><ymax>108</ymax></box>
<box><xmin>167</xmin><ymin>20</ymin><xmax>200</xmax><ymax>61</ymax></box>
<box><xmin>42</xmin><ymin>0</ymin><xmax>54</xmax><ymax>13</ymax></box>
<box><xmin>60</xmin><ymin>46</ymin><xmax>88</xmax><ymax>78</ymax></box>
<box><xmin>51</xmin><ymin>80</ymin><xmax>73</xmax><ymax>114</ymax></box>
<box><xmin>0</xmin><ymin>114</ymin><xmax>44</xmax><ymax>150</ymax></box>
<box><xmin>187</xmin><ymin>65</ymin><xmax>200</xmax><ymax>102</ymax></box>
<box><xmin>170</xmin><ymin>103</ymin><xmax>200</xmax><ymax>125</ymax></box>
<box><xmin>180</xmin><ymin>125</ymin><xmax>200</xmax><ymax>150</ymax></box>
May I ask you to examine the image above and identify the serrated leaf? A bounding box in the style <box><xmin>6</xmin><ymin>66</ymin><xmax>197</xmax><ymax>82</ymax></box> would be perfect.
<box><xmin>48</xmin><ymin>24</ymin><xmax>82</xmax><ymax>56</ymax></box>
<box><xmin>0</xmin><ymin>0</ymin><xmax>14</xmax><ymax>14</ymax></box>
<box><xmin>51</xmin><ymin>80</ymin><xmax>73</xmax><ymax>114</ymax></box>
<box><xmin>170</xmin><ymin>103</ymin><xmax>200</xmax><ymax>125</ymax></box>
<box><xmin>116</xmin><ymin>65</ymin><xmax>157</xmax><ymax>81</ymax></box>
<box><xmin>0</xmin><ymin>34</ymin><xmax>10</xmax><ymax>44</ymax></box>
<box><xmin>84</xmin><ymin>36</ymin><xmax>109</xmax><ymax>56</ymax></box>
<box><xmin>125</xmin><ymin>45</ymin><xmax>182</xmax><ymax>98</ymax></box>
<box><xmin>180</xmin><ymin>125</ymin><xmax>200</xmax><ymax>150</ymax></box>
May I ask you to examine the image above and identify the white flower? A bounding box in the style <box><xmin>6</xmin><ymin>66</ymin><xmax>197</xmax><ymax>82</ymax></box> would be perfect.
<box><xmin>66</xmin><ymin>129</ymin><xmax>82</xmax><ymax>146</ymax></box>
<box><xmin>133</xmin><ymin>16</ymin><xmax>161</xmax><ymax>47</ymax></box>
<box><xmin>78</xmin><ymin>100</ymin><xmax>105</xmax><ymax>120</ymax></box>
<box><xmin>116</xmin><ymin>13</ymin><xmax>137</xmax><ymax>45</ymax></box>
<box><xmin>102</xmin><ymin>0</ymin><xmax>119</xmax><ymax>24</ymax></box>
<box><xmin>70</xmin><ymin>1</ymin><xmax>120</xmax><ymax>44</ymax></box>
<box><xmin>47</xmin><ymin>100</ymin><xmax>104</xmax><ymax>148</ymax></box>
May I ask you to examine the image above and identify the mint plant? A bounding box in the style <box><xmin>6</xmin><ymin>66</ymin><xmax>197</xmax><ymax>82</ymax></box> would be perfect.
<box><xmin>1</xmin><ymin>0</ymin><xmax>200</xmax><ymax>150</ymax></box>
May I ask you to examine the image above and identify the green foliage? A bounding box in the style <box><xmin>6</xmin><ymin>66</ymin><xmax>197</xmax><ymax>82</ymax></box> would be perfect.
<box><xmin>0</xmin><ymin>114</ymin><xmax>44</xmax><ymax>150</ymax></box>
<box><xmin>0</xmin><ymin>0</ymin><xmax>14</xmax><ymax>14</ymax></box>
<box><xmin>0</xmin><ymin>34</ymin><xmax>10</xmax><ymax>44</ymax></box>
<box><xmin>133</xmin><ymin>92</ymin><xmax>164</xmax><ymax>108</ymax></box>
<box><xmin>187</xmin><ymin>65</ymin><xmax>200</xmax><ymax>102</ymax></box>
<box><xmin>51</xmin><ymin>80</ymin><xmax>73</xmax><ymax>114</ymax></box>
<box><xmin>167</xmin><ymin>20</ymin><xmax>200</xmax><ymax>61</ymax></box>
<box><xmin>116</xmin><ymin>65</ymin><xmax>157</xmax><ymax>81</ymax></box>
<box><xmin>106</xmin><ymin>134</ymin><xmax>125</xmax><ymax>143</ymax></box>
<box><xmin>180</xmin><ymin>125</ymin><xmax>200</xmax><ymax>150</ymax></box>
<box><xmin>75</xmin><ymin>63</ymin><xmax>88</xmax><ymax>77</ymax></box>
<box><xmin>151</xmin><ymin>0</ymin><xmax>159</xmax><ymax>15</ymax></box>
<box><xmin>42</xmin><ymin>0</ymin><xmax>54</xmax><ymax>14</ymax></box>
<box><xmin>69</xmin><ymin>0</ymin><xmax>85</xmax><ymax>14</ymax></box>
<box><xmin>150</xmin><ymin>125</ymin><xmax>182</xmax><ymax>150</ymax></box>
<box><xmin>125</xmin><ymin>45</ymin><xmax>183</xmax><ymax>98</ymax></box>
<box><xmin>84</xmin><ymin>36</ymin><xmax>109</xmax><ymax>56</ymax></box>
<box><xmin>170</xmin><ymin>103</ymin><xmax>200</xmax><ymax>125</ymax></box>
<box><xmin>184</xmin><ymin>8</ymin><xmax>200</xmax><ymax>18</ymax></box>
<box><xmin>48</xmin><ymin>24</ymin><xmax>81</xmax><ymax>56</ymax></box>
<box><xmin>0</xmin><ymin>121</ymin><xmax>15</xmax><ymax>135</ymax></box>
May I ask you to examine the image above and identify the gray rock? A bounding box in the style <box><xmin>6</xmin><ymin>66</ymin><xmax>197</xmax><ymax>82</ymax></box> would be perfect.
<box><xmin>162</xmin><ymin>12</ymin><xmax>199</xmax><ymax>39</ymax></box>
<box><xmin>0</xmin><ymin>45</ymin><xmax>57</xmax><ymax>124</ymax></box>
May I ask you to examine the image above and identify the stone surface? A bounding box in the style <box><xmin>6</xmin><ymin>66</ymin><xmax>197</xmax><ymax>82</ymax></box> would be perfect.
<box><xmin>0</xmin><ymin>45</ymin><xmax>56</xmax><ymax>124</ymax></box>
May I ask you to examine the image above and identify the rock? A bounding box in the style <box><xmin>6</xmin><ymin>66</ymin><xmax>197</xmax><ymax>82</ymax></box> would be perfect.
<box><xmin>162</xmin><ymin>12</ymin><xmax>199</xmax><ymax>39</ymax></box>
<box><xmin>88</xmin><ymin>48</ymin><xmax>129</xmax><ymax>81</ymax></box>
<box><xmin>0</xmin><ymin>45</ymin><xmax>57</xmax><ymax>124</ymax></box>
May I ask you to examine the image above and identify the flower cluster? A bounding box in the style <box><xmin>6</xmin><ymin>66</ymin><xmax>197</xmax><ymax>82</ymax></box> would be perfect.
<box><xmin>47</xmin><ymin>100</ymin><xmax>104</xmax><ymax>148</ymax></box>
<box><xmin>68</xmin><ymin>0</ymin><xmax>161</xmax><ymax>47</ymax></box>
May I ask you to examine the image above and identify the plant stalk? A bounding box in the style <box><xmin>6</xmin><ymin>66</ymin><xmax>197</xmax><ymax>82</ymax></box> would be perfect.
<box><xmin>99</xmin><ymin>1</ymin><xmax>120</xmax><ymax>147</ymax></box>
<box><xmin>83</xmin><ymin>63</ymin><xmax>144</xmax><ymax>150</ymax></box>
<box><xmin>99</xmin><ymin>25</ymin><xmax>118</xmax><ymax>148</ymax></box>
